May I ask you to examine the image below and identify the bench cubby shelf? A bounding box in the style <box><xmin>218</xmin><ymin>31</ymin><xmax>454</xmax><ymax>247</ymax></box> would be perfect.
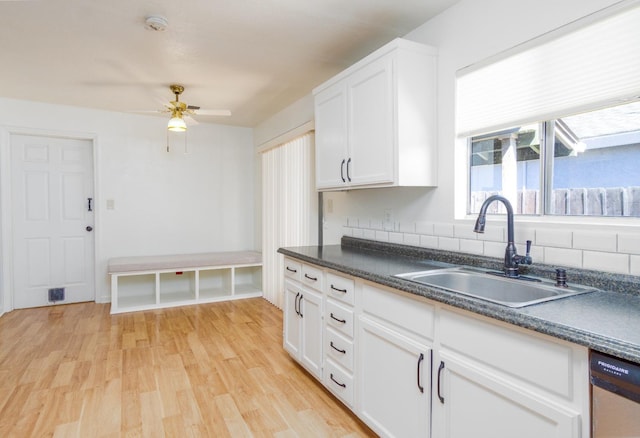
<box><xmin>109</xmin><ymin>252</ymin><xmax>262</xmax><ymax>314</ymax></box>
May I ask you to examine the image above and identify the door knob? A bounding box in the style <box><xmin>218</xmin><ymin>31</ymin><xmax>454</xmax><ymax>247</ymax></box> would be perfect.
<box><xmin>86</xmin><ymin>226</ymin><xmax>93</xmax><ymax>232</ymax></box>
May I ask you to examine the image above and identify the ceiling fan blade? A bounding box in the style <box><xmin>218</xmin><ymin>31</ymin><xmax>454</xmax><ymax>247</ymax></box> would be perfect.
<box><xmin>184</xmin><ymin>115</ymin><xmax>199</xmax><ymax>126</ymax></box>
<box><xmin>193</xmin><ymin>109</ymin><xmax>232</xmax><ymax>116</ymax></box>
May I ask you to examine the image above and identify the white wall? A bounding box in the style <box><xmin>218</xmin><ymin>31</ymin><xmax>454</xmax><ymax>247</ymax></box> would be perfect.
<box><xmin>257</xmin><ymin>0</ymin><xmax>640</xmax><ymax>276</ymax></box>
<box><xmin>0</xmin><ymin>97</ymin><xmax>256</xmax><ymax>307</ymax></box>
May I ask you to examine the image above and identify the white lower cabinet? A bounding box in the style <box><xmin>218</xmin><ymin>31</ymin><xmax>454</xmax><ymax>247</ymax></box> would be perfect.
<box><xmin>359</xmin><ymin>317</ymin><xmax>431</xmax><ymax>437</ymax></box>
<box><xmin>435</xmin><ymin>352</ymin><xmax>581</xmax><ymax>438</ymax></box>
<box><xmin>282</xmin><ymin>259</ymin><xmax>589</xmax><ymax>438</ymax></box>
<box><xmin>432</xmin><ymin>308</ymin><xmax>589</xmax><ymax>438</ymax></box>
<box><xmin>283</xmin><ymin>278</ymin><xmax>323</xmax><ymax>379</ymax></box>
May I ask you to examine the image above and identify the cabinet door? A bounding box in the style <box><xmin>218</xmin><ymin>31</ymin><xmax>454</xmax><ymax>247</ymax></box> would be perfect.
<box><xmin>348</xmin><ymin>55</ymin><xmax>394</xmax><ymax>187</ymax></box>
<box><xmin>315</xmin><ymin>81</ymin><xmax>348</xmax><ymax>189</ymax></box>
<box><xmin>434</xmin><ymin>352</ymin><xmax>581</xmax><ymax>438</ymax></box>
<box><xmin>283</xmin><ymin>280</ymin><xmax>301</xmax><ymax>358</ymax></box>
<box><xmin>300</xmin><ymin>288</ymin><xmax>323</xmax><ymax>379</ymax></box>
<box><xmin>359</xmin><ymin>317</ymin><xmax>431</xmax><ymax>438</ymax></box>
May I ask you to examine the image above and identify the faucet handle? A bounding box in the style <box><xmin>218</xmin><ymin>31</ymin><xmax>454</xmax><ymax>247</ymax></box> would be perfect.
<box><xmin>522</xmin><ymin>240</ymin><xmax>533</xmax><ymax>265</ymax></box>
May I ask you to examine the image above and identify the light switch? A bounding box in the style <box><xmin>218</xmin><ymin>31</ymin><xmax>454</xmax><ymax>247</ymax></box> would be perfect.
<box><xmin>106</xmin><ymin>199</ymin><xmax>115</xmax><ymax>210</ymax></box>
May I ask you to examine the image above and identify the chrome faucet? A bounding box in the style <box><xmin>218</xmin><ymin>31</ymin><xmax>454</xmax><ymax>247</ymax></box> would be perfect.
<box><xmin>473</xmin><ymin>195</ymin><xmax>532</xmax><ymax>278</ymax></box>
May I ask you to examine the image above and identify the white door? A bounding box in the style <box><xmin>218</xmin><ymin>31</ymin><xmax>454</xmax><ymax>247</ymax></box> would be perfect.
<box><xmin>11</xmin><ymin>134</ymin><xmax>95</xmax><ymax>308</ymax></box>
<box><xmin>358</xmin><ymin>317</ymin><xmax>431</xmax><ymax>438</ymax></box>
<box><xmin>348</xmin><ymin>55</ymin><xmax>394</xmax><ymax>186</ymax></box>
<box><xmin>314</xmin><ymin>81</ymin><xmax>348</xmax><ymax>189</ymax></box>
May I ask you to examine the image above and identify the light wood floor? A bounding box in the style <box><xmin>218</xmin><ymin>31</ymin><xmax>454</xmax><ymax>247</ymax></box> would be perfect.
<box><xmin>0</xmin><ymin>298</ymin><xmax>376</xmax><ymax>437</ymax></box>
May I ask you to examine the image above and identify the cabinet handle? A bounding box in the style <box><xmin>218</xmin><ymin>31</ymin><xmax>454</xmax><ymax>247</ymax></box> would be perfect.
<box><xmin>340</xmin><ymin>159</ymin><xmax>346</xmax><ymax>182</ymax></box>
<box><xmin>286</xmin><ymin>266</ymin><xmax>297</xmax><ymax>273</ymax></box>
<box><xmin>437</xmin><ymin>361</ymin><xmax>445</xmax><ymax>404</ymax></box>
<box><xmin>330</xmin><ymin>373</ymin><xmax>347</xmax><ymax>388</ymax></box>
<box><xmin>346</xmin><ymin>157</ymin><xmax>352</xmax><ymax>182</ymax></box>
<box><xmin>304</xmin><ymin>273</ymin><xmax>318</xmax><ymax>281</ymax></box>
<box><xmin>330</xmin><ymin>284</ymin><xmax>347</xmax><ymax>293</ymax></box>
<box><xmin>294</xmin><ymin>292</ymin><xmax>300</xmax><ymax>316</ymax></box>
<box><xmin>417</xmin><ymin>353</ymin><xmax>425</xmax><ymax>393</ymax></box>
<box><xmin>330</xmin><ymin>312</ymin><xmax>346</xmax><ymax>324</ymax></box>
<box><xmin>299</xmin><ymin>295</ymin><xmax>303</xmax><ymax>318</ymax></box>
<box><xmin>330</xmin><ymin>341</ymin><xmax>346</xmax><ymax>354</ymax></box>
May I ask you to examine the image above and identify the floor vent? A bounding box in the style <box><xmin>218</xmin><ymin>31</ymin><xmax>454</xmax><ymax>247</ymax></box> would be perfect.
<box><xmin>48</xmin><ymin>288</ymin><xmax>65</xmax><ymax>302</ymax></box>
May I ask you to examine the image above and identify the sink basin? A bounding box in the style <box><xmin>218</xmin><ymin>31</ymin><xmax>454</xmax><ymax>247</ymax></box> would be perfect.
<box><xmin>395</xmin><ymin>267</ymin><xmax>597</xmax><ymax>308</ymax></box>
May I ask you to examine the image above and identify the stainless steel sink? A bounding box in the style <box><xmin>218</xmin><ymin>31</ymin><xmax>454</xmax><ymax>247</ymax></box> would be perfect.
<box><xmin>395</xmin><ymin>267</ymin><xmax>597</xmax><ymax>308</ymax></box>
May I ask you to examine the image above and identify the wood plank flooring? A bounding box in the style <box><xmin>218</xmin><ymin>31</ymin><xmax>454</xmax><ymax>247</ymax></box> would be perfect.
<box><xmin>0</xmin><ymin>298</ymin><xmax>376</xmax><ymax>437</ymax></box>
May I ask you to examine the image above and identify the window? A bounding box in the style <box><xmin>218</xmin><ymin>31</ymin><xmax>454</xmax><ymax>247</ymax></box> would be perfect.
<box><xmin>469</xmin><ymin>101</ymin><xmax>640</xmax><ymax>217</ymax></box>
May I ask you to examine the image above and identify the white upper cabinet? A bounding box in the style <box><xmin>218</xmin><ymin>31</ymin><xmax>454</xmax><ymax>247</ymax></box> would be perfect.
<box><xmin>313</xmin><ymin>38</ymin><xmax>437</xmax><ymax>190</ymax></box>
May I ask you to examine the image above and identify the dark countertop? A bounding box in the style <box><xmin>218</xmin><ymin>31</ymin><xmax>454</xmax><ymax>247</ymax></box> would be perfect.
<box><xmin>279</xmin><ymin>237</ymin><xmax>640</xmax><ymax>364</ymax></box>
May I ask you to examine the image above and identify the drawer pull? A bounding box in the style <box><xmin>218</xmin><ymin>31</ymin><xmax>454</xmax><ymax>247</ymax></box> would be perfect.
<box><xmin>304</xmin><ymin>273</ymin><xmax>318</xmax><ymax>281</ymax></box>
<box><xmin>330</xmin><ymin>284</ymin><xmax>347</xmax><ymax>293</ymax></box>
<box><xmin>330</xmin><ymin>313</ymin><xmax>346</xmax><ymax>324</ymax></box>
<box><xmin>330</xmin><ymin>341</ymin><xmax>346</xmax><ymax>354</ymax></box>
<box><xmin>330</xmin><ymin>373</ymin><xmax>347</xmax><ymax>388</ymax></box>
<box><xmin>417</xmin><ymin>353</ymin><xmax>424</xmax><ymax>393</ymax></box>
<box><xmin>286</xmin><ymin>266</ymin><xmax>297</xmax><ymax>273</ymax></box>
<box><xmin>437</xmin><ymin>361</ymin><xmax>445</xmax><ymax>404</ymax></box>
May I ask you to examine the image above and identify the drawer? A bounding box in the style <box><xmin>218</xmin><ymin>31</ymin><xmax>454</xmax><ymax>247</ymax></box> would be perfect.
<box><xmin>362</xmin><ymin>282</ymin><xmax>435</xmax><ymax>342</ymax></box>
<box><xmin>325</xmin><ymin>327</ymin><xmax>354</xmax><ymax>372</ymax></box>
<box><xmin>301</xmin><ymin>263</ymin><xmax>323</xmax><ymax>291</ymax></box>
<box><xmin>326</xmin><ymin>299</ymin><xmax>354</xmax><ymax>338</ymax></box>
<box><xmin>284</xmin><ymin>258</ymin><xmax>301</xmax><ymax>282</ymax></box>
<box><xmin>440</xmin><ymin>309</ymin><xmax>575</xmax><ymax>399</ymax></box>
<box><xmin>326</xmin><ymin>272</ymin><xmax>355</xmax><ymax>305</ymax></box>
<box><xmin>324</xmin><ymin>359</ymin><xmax>354</xmax><ymax>408</ymax></box>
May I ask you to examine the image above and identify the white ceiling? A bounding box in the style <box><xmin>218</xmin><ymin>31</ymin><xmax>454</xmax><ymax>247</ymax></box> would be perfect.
<box><xmin>0</xmin><ymin>0</ymin><xmax>459</xmax><ymax>127</ymax></box>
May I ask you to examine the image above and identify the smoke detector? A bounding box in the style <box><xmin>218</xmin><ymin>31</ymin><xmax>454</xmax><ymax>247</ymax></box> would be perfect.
<box><xmin>144</xmin><ymin>15</ymin><xmax>168</xmax><ymax>32</ymax></box>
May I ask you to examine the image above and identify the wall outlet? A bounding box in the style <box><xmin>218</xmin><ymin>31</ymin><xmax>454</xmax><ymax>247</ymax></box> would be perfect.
<box><xmin>326</xmin><ymin>198</ymin><xmax>334</xmax><ymax>214</ymax></box>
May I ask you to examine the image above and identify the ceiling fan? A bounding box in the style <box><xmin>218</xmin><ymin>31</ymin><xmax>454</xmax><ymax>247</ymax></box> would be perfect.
<box><xmin>164</xmin><ymin>84</ymin><xmax>231</xmax><ymax>131</ymax></box>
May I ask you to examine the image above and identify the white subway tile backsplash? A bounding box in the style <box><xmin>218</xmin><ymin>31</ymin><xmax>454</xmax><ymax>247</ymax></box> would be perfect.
<box><xmin>618</xmin><ymin>233</ymin><xmax>640</xmax><ymax>255</ymax></box>
<box><xmin>630</xmin><ymin>255</ymin><xmax>640</xmax><ymax>276</ymax></box>
<box><xmin>459</xmin><ymin>239</ymin><xmax>484</xmax><ymax>255</ymax></box>
<box><xmin>415</xmin><ymin>221</ymin><xmax>434</xmax><ymax>235</ymax></box>
<box><xmin>403</xmin><ymin>233</ymin><xmax>421</xmax><ymax>247</ymax></box>
<box><xmin>536</xmin><ymin>228</ymin><xmax>573</xmax><ymax>248</ymax></box>
<box><xmin>454</xmin><ymin>224</ymin><xmax>477</xmax><ymax>240</ymax></box>
<box><xmin>347</xmin><ymin>217</ymin><xmax>359</xmax><ymax>227</ymax></box>
<box><xmin>342</xmin><ymin>227</ymin><xmax>353</xmax><ymax>237</ymax></box>
<box><xmin>434</xmin><ymin>223</ymin><xmax>454</xmax><ymax>237</ymax></box>
<box><xmin>362</xmin><ymin>229</ymin><xmax>376</xmax><ymax>240</ymax></box>
<box><xmin>420</xmin><ymin>235</ymin><xmax>438</xmax><ymax>248</ymax></box>
<box><xmin>438</xmin><ymin>237</ymin><xmax>460</xmax><ymax>252</ymax></box>
<box><xmin>352</xmin><ymin>228</ymin><xmax>364</xmax><ymax>238</ymax></box>
<box><xmin>484</xmin><ymin>241</ymin><xmax>507</xmax><ymax>259</ymax></box>
<box><xmin>375</xmin><ymin>230</ymin><xmax>389</xmax><ymax>242</ymax></box>
<box><xmin>514</xmin><ymin>228</ymin><xmax>535</xmax><ymax>246</ymax></box>
<box><xmin>583</xmin><ymin>251</ymin><xmax>629</xmax><ymax>274</ymax></box>
<box><xmin>573</xmin><ymin>230</ymin><xmax>617</xmax><ymax>252</ymax></box>
<box><xmin>476</xmin><ymin>225</ymin><xmax>505</xmax><ymax>242</ymax></box>
<box><xmin>544</xmin><ymin>247</ymin><xmax>582</xmax><ymax>269</ymax></box>
<box><xmin>389</xmin><ymin>232</ymin><xmax>403</xmax><ymax>244</ymax></box>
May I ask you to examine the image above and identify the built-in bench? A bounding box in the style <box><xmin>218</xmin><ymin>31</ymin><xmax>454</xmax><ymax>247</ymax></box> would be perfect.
<box><xmin>108</xmin><ymin>251</ymin><xmax>262</xmax><ymax>314</ymax></box>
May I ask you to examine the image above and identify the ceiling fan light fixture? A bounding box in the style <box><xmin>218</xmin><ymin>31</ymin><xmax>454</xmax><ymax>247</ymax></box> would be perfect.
<box><xmin>168</xmin><ymin>115</ymin><xmax>187</xmax><ymax>132</ymax></box>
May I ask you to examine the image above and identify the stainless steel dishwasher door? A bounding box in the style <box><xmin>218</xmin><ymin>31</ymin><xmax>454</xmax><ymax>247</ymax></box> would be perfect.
<box><xmin>591</xmin><ymin>351</ymin><xmax>640</xmax><ymax>437</ymax></box>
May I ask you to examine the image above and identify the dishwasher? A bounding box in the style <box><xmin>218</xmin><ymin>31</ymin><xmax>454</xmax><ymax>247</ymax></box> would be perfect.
<box><xmin>590</xmin><ymin>350</ymin><xmax>640</xmax><ymax>437</ymax></box>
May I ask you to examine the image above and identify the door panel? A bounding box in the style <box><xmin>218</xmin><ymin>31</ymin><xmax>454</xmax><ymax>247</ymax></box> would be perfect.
<box><xmin>11</xmin><ymin>134</ymin><xmax>95</xmax><ymax>308</ymax></box>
